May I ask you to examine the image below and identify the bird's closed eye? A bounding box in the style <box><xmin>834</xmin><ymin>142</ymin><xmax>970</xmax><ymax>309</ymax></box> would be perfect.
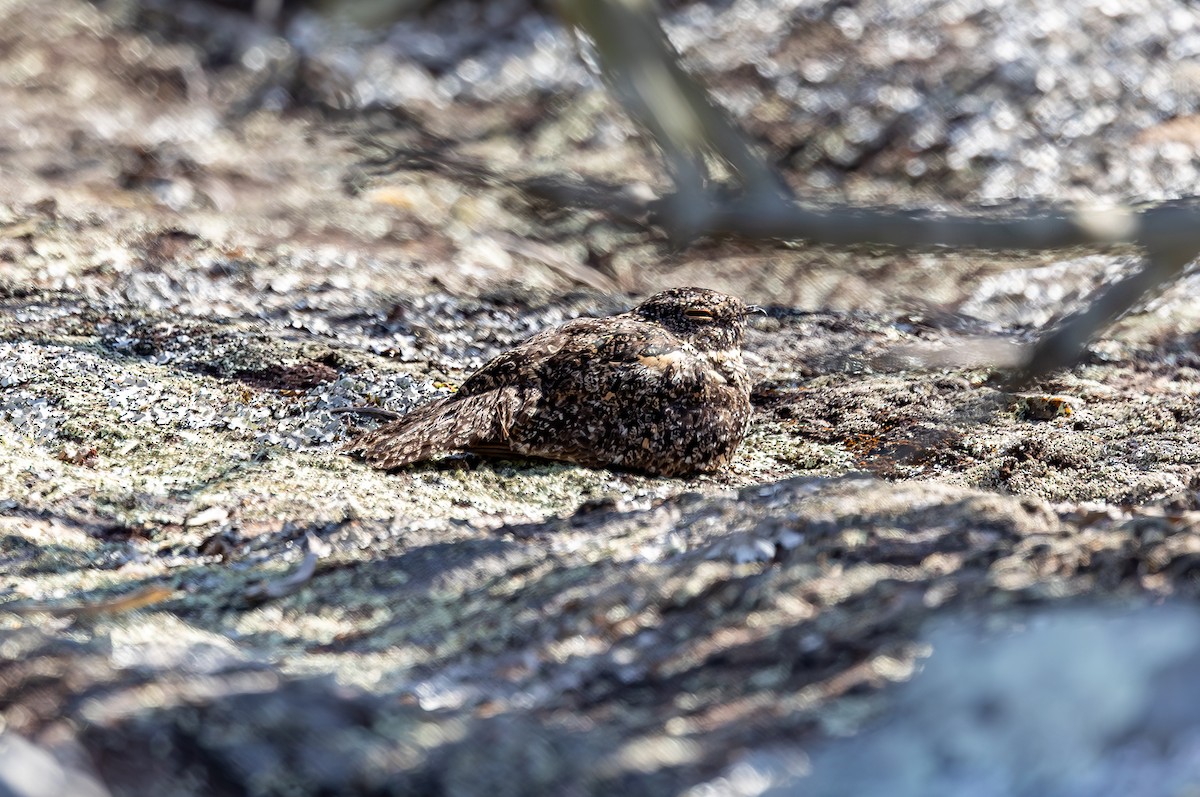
<box><xmin>684</xmin><ymin>308</ymin><xmax>714</xmax><ymax>321</ymax></box>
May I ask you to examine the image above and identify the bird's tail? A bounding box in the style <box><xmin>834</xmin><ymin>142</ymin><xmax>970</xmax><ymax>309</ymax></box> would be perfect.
<box><xmin>342</xmin><ymin>391</ymin><xmax>522</xmax><ymax>470</ymax></box>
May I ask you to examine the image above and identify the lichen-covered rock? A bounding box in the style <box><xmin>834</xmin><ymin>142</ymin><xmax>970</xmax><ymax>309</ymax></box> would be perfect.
<box><xmin>4</xmin><ymin>0</ymin><xmax>1200</xmax><ymax>794</ymax></box>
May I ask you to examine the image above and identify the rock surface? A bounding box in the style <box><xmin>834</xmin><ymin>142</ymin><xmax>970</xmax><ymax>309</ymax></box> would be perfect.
<box><xmin>3</xmin><ymin>0</ymin><xmax>1200</xmax><ymax>794</ymax></box>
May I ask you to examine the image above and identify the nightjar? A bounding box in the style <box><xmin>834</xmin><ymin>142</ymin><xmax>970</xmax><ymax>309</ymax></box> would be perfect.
<box><xmin>346</xmin><ymin>287</ymin><xmax>754</xmax><ymax>476</ymax></box>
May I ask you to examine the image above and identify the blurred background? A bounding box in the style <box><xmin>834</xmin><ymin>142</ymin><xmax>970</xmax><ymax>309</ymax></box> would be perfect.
<box><xmin>5</xmin><ymin>0</ymin><xmax>1200</xmax><ymax>319</ymax></box>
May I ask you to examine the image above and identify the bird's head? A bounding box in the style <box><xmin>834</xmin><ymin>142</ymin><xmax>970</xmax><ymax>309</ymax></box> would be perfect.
<box><xmin>632</xmin><ymin>287</ymin><xmax>752</xmax><ymax>352</ymax></box>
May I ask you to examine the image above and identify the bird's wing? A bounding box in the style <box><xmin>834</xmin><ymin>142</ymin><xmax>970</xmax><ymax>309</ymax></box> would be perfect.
<box><xmin>453</xmin><ymin>317</ymin><xmax>620</xmax><ymax>397</ymax></box>
<box><xmin>534</xmin><ymin>317</ymin><xmax>698</xmax><ymax>393</ymax></box>
<box><xmin>344</xmin><ymin>385</ymin><xmax>536</xmax><ymax>470</ymax></box>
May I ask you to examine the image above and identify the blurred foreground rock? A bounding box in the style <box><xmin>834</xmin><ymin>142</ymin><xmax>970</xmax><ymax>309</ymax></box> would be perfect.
<box><xmin>753</xmin><ymin>607</ymin><xmax>1200</xmax><ymax>797</ymax></box>
<box><xmin>5</xmin><ymin>476</ymin><xmax>1200</xmax><ymax>794</ymax></box>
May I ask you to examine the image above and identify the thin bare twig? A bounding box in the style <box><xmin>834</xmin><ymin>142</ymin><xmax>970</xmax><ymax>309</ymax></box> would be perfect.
<box><xmin>493</xmin><ymin>233</ymin><xmax>623</xmax><ymax>292</ymax></box>
<box><xmin>554</xmin><ymin>0</ymin><xmax>790</xmax><ymax>238</ymax></box>
<box><xmin>1015</xmin><ymin>246</ymin><xmax>1195</xmax><ymax>384</ymax></box>
<box><xmin>1</xmin><ymin>585</ymin><xmax>176</xmax><ymax>618</ymax></box>
<box><xmin>243</xmin><ymin>533</ymin><xmax>330</xmax><ymax>604</ymax></box>
<box><xmin>328</xmin><ymin>406</ymin><xmax>405</xmax><ymax>420</ymax></box>
<box><xmin>353</xmin><ymin>144</ymin><xmax>654</xmax><ymax>225</ymax></box>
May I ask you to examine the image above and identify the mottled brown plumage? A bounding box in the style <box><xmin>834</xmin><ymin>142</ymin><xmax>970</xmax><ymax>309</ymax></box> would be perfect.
<box><xmin>346</xmin><ymin>287</ymin><xmax>753</xmax><ymax>476</ymax></box>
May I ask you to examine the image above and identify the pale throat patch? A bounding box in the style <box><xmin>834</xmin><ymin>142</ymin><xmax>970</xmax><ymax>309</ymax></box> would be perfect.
<box><xmin>706</xmin><ymin>349</ymin><xmax>746</xmax><ymax>385</ymax></box>
<box><xmin>636</xmin><ymin>350</ymin><xmax>690</xmax><ymax>369</ymax></box>
<box><xmin>637</xmin><ymin>347</ymin><xmax>744</xmax><ymax>387</ymax></box>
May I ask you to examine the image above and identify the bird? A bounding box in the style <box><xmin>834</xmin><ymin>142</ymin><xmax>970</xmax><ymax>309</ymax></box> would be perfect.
<box><xmin>345</xmin><ymin>287</ymin><xmax>754</xmax><ymax>477</ymax></box>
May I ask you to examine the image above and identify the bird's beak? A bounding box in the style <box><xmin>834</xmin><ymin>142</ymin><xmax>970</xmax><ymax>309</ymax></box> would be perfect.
<box><xmin>747</xmin><ymin>304</ymin><xmax>768</xmax><ymax>316</ymax></box>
